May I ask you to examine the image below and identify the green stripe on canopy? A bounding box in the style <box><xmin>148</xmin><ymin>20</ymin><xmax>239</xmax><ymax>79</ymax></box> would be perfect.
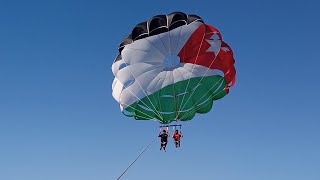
<box><xmin>124</xmin><ymin>75</ymin><xmax>228</xmax><ymax>124</ymax></box>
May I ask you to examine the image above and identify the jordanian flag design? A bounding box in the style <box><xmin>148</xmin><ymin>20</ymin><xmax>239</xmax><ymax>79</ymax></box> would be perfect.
<box><xmin>112</xmin><ymin>12</ymin><xmax>236</xmax><ymax>124</ymax></box>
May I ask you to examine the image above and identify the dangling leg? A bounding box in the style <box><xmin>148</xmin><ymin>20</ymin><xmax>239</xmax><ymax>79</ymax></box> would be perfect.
<box><xmin>163</xmin><ymin>142</ymin><xmax>167</xmax><ymax>152</ymax></box>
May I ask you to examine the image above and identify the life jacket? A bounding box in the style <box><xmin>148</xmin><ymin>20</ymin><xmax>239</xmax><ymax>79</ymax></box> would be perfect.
<box><xmin>173</xmin><ymin>133</ymin><xmax>181</xmax><ymax>141</ymax></box>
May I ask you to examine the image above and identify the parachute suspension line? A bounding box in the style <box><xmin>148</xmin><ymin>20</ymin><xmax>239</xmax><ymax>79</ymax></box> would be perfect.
<box><xmin>121</xmin><ymin>59</ymin><xmax>163</xmax><ymax>121</ymax></box>
<box><xmin>173</xmin><ymin>68</ymin><xmax>186</xmax><ymax>120</ymax></box>
<box><xmin>121</xmin><ymin>102</ymin><xmax>155</xmax><ymax>119</ymax></box>
<box><xmin>182</xmin><ymin>76</ymin><xmax>225</xmax><ymax>117</ymax></box>
<box><xmin>174</xmin><ymin>25</ymin><xmax>183</xmax><ymax>55</ymax></box>
<box><xmin>154</xmin><ymin>24</ymin><xmax>177</xmax><ymax>122</ymax></box>
<box><xmin>176</xmin><ymin>30</ymin><xmax>223</xmax><ymax>119</ymax></box>
<box><xmin>172</xmin><ymin>77</ymin><xmax>179</xmax><ymax>120</ymax></box>
<box><xmin>121</xmin><ymin>102</ymin><xmax>157</xmax><ymax>120</ymax></box>
<box><xmin>144</xmin><ymin>38</ymin><xmax>165</xmax><ymax>56</ymax></box>
<box><xmin>117</xmin><ymin>136</ymin><xmax>157</xmax><ymax>180</ymax></box>
<box><xmin>177</xmin><ymin>53</ymin><xmax>223</xmax><ymax>116</ymax></box>
<box><xmin>168</xmin><ymin>27</ymin><xmax>180</xmax><ymax>121</ymax></box>
<box><xmin>172</xmin><ymin>27</ymin><xmax>186</xmax><ymax>122</ymax></box>
<box><xmin>175</xmin><ymin>31</ymin><xmax>206</xmax><ymax>120</ymax></box>
<box><xmin>156</xmin><ymin>80</ymin><xmax>164</xmax><ymax>121</ymax></box>
<box><xmin>168</xmin><ymin>23</ymin><xmax>173</xmax><ymax>67</ymax></box>
<box><xmin>180</xmin><ymin>89</ymin><xmax>225</xmax><ymax>120</ymax></box>
<box><xmin>118</xmin><ymin>79</ymin><xmax>162</xmax><ymax>120</ymax></box>
<box><xmin>150</xmin><ymin>34</ymin><xmax>168</xmax><ymax>121</ymax></box>
<box><xmin>179</xmin><ymin>76</ymin><xmax>226</xmax><ymax>120</ymax></box>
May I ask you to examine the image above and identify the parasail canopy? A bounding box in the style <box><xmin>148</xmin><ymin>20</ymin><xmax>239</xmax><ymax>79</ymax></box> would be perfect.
<box><xmin>112</xmin><ymin>12</ymin><xmax>236</xmax><ymax>124</ymax></box>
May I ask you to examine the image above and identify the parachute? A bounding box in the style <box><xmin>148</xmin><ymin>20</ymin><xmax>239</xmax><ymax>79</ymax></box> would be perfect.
<box><xmin>112</xmin><ymin>12</ymin><xmax>236</xmax><ymax>124</ymax></box>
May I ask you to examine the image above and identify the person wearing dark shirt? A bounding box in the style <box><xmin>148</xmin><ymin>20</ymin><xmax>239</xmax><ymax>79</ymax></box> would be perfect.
<box><xmin>158</xmin><ymin>130</ymin><xmax>169</xmax><ymax>152</ymax></box>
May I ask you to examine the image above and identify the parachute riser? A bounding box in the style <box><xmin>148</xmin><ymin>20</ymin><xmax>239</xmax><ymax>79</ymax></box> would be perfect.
<box><xmin>159</xmin><ymin>123</ymin><xmax>182</xmax><ymax>133</ymax></box>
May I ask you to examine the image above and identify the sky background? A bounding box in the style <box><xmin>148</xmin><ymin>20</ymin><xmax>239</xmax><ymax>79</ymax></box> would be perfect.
<box><xmin>0</xmin><ymin>0</ymin><xmax>319</xmax><ymax>179</ymax></box>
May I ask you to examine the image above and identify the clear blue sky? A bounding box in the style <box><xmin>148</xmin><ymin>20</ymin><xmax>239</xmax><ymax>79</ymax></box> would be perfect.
<box><xmin>0</xmin><ymin>0</ymin><xmax>319</xmax><ymax>179</ymax></box>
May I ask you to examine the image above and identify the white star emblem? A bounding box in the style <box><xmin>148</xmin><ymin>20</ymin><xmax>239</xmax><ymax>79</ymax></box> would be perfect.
<box><xmin>205</xmin><ymin>33</ymin><xmax>221</xmax><ymax>55</ymax></box>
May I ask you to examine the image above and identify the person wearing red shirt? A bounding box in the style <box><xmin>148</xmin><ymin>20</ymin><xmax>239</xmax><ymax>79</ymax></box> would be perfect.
<box><xmin>172</xmin><ymin>130</ymin><xmax>183</xmax><ymax>148</ymax></box>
